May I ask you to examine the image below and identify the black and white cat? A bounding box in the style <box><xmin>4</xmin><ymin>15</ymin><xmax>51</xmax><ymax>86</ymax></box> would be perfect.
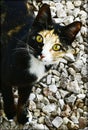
<box><xmin>1</xmin><ymin>3</ymin><xmax>82</xmax><ymax>124</ymax></box>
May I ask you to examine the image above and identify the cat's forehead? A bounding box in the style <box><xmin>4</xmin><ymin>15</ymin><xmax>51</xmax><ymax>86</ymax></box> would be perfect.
<box><xmin>39</xmin><ymin>29</ymin><xmax>61</xmax><ymax>45</ymax></box>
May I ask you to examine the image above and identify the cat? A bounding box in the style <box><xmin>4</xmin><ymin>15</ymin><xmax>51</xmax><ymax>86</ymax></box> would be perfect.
<box><xmin>1</xmin><ymin>3</ymin><xmax>82</xmax><ymax>124</ymax></box>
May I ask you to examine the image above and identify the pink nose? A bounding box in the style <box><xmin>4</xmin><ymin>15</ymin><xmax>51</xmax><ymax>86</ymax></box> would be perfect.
<box><xmin>40</xmin><ymin>55</ymin><xmax>45</xmax><ymax>59</ymax></box>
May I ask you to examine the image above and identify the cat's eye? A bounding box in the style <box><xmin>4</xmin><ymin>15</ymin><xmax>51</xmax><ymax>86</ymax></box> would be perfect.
<box><xmin>52</xmin><ymin>44</ymin><xmax>60</xmax><ymax>51</ymax></box>
<box><xmin>36</xmin><ymin>34</ymin><xmax>43</xmax><ymax>43</ymax></box>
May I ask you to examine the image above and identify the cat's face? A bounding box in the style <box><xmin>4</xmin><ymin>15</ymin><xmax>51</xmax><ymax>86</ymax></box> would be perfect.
<box><xmin>38</xmin><ymin>29</ymin><xmax>68</xmax><ymax>64</ymax></box>
<box><xmin>28</xmin><ymin>4</ymin><xmax>82</xmax><ymax>64</ymax></box>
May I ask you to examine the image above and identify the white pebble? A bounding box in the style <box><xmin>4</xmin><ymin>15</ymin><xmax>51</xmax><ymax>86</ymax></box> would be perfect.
<box><xmin>49</xmin><ymin>84</ymin><xmax>57</xmax><ymax>93</ymax></box>
<box><xmin>59</xmin><ymin>89</ymin><xmax>69</xmax><ymax>98</ymax></box>
<box><xmin>70</xmin><ymin>116</ymin><xmax>79</xmax><ymax>124</ymax></box>
<box><xmin>68</xmin><ymin>67</ymin><xmax>76</xmax><ymax>76</ymax></box>
<box><xmin>77</xmin><ymin>94</ymin><xmax>86</xmax><ymax>99</ymax></box>
<box><xmin>66</xmin><ymin>1</ymin><xmax>74</xmax><ymax>10</ymax></box>
<box><xmin>67</xmin><ymin>80</ymin><xmax>80</xmax><ymax>93</ymax></box>
<box><xmin>63</xmin><ymin>16</ymin><xmax>74</xmax><ymax>24</ymax></box>
<box><xmin>81</xmin><ymin>26</ymin><xmax>87</xmax><ymax>36</ymax></box>
<box><xmin>74</xmin><ymin>1</ymin><xmax>82</xmax><ymax>7</ymax></box>
<box><xmin>52</xmin><ymin>116</ymin><xmax>63</xmax><ymax>128</ymax></box>
<box><xmin>29</xmin><ymin>101</ymin><xmax>36</xmax><ymax>111</ymax></box>
<box><xmin>81</xmin><ymin>64</ymin><xmax>87</xmax><ymax>77</ymax></box>
<box><xmin>59</xmin><ymin>99</ymin><xmax>65</xmax><ymax>109</ymax></box>
<box><xmin>71</xmin><ymin>60</ymin><xmax>84</xmax><ymax>72</ymax></box>
<box><xmin>33</xmin><ymin>124</ymin><xmax>49</xmax><ymax>130</ymax></box>
<box><xmin>56</xmin><ymin>91</ymin><xmax>61</xmax><ymax>99</ymax></box>
<box><xmin>42</xmin><ymin>103</ymin><xmax>56</xmax><ymax>113</ymax></box>
<box><xmin>65</xmin><ymin>94</ymin><xmax>76</xmax><ymax>106</ymax></box>
<box><xmin>37</xmin><ymin>94</ymin><xmax>43</xmax><ymax>101</ymax></box>
<box><xmin>47</xmin><ymin>74</ymin><xmax>52</xmax><ymax>85</ymax></box>
<box><xmin>29</xmin><ymin>93</ymin><xmax>36</xmax><ymax>101</ymax></box>
<box><xmin>64</xmin><ymin>53</ymin><xmax>75</xmax><ymax>62</ymax></box>
<box><xmin>73</xmin><ymin>8</ymin><xmax>80</xmax><ymax>17</ymax></box>
<box><xmin>80</xmin><ymin>10</ymin><xmax>87</xmax><ymax>20</ymax></box>
<box><xmin>63</xmin><ymin>117</ymin><xmax>69</xmax><ymax>125</ymax></box>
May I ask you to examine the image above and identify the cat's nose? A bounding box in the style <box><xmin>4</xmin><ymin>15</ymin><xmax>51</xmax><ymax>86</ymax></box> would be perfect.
<box><xmin>40</xmin><ymin>55</ymin><xmax>45</xmax><ymax>59</ymax></box>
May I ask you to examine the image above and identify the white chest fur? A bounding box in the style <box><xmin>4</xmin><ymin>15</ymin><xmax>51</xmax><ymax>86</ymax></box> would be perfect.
<box><xmin>29</xmin><ymin>55</ymin><xmax>45</xmax><ymax>81</ymax></box>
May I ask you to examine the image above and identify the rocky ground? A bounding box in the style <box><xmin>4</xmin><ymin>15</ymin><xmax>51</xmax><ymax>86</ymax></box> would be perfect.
<box><xmin>0</xmin><ymin>0</ymin><xmax>88</xmax><ymax>130</ymax></box>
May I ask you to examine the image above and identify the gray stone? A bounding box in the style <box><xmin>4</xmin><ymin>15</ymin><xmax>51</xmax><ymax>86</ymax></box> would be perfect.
<box><xmin>42</xmin><ymin>103</ymin><xmax>56</xmax><ymax>114</ymax></box>
<box><xmin>65</xmin><ymin>94</ymin><xmax>77</xmax><ymax>106</ymax></box>
<box><xmin>49</xmin><ymin>84</ymin><xmax>57</xmax><ymax>93</ymax></box>
<box><xmin>52</xmin><ymin>116</ymin><xmax>63</xmax><ymax>128</ymax></box>
<box><xmin>74</xmin><ymin>1</ymin><xmax>82</xmax><ymax>7</ymax></box>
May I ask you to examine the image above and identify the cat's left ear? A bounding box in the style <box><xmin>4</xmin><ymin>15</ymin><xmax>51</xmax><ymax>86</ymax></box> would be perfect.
<box><xmin>59</xmin><ymin>21</ymin><xmax>82</xmax><ymax>44</ymax></box>
<box><xmin>33</xmin><ymin>4</ymin><xmax>52</xmax><ymax>27</ymax></box>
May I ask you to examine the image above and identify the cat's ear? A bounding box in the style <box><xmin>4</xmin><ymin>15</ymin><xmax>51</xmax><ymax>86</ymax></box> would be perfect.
<box><xmin>33</xmin><ymin>4</ymin><xmax>52</xmax><ymax>27</ymax></box>
<box><xmin>59</xmin><ymin>21</ymin><xmax>82</xmax><ymax>44</ymax></box>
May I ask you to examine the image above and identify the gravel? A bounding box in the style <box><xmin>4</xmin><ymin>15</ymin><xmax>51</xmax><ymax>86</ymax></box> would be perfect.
<box><xmin>0</xmin><ymin>0</ymin><xmax>88</xmax><ymax>130</ymax></box>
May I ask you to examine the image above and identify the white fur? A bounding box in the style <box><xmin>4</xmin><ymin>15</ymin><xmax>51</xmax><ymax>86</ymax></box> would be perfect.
<box><xmin>29</xmin><ymin>55</ymin><xmax>45</xmax><ymax>81</ymax></box>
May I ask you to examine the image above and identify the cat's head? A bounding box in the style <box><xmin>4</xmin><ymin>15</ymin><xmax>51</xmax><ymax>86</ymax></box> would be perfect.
<box><xmin>28</xmin><ymin>4</ymin><xmax>82</xmax><ymax>64</ymax></box>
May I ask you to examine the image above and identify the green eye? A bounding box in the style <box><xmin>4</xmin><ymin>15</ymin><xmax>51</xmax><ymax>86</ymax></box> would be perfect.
<box><xmin>52</xmin><ymin>44</ymin><xmax>60</xmax><ymax>51</ymax></box>
<box><xmin>36</xmin><ymin>34</ymin><xmax>43</xmax><ymax>43</ymax></box>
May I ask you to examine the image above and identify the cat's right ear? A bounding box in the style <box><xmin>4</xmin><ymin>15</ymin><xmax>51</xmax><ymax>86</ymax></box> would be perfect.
<box><xmin>58</xmin><ymin>21</ymin><xmax>82</xmax><ymax>44</ymax></box>
<box><xmin>33</xmin><ymin>4</ymin><xmax>52</xmax><ymax>27</ymax></box>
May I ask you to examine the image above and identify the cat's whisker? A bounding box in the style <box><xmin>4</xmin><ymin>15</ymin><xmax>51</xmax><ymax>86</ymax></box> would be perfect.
<box><xmin>12</xmin><ymin>36</ymin><xmax>26</xmax><ymax>44</ymax></box>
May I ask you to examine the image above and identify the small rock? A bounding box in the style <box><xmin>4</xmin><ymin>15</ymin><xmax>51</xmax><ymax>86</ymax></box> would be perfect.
<box><xmin>40</xmin><ymin>82</ymin><xmax>47</xmax><ymax>88</ymax></box>
<box><xmin>74</xmin><ymin>1</ymin><xmax>82</xmax><ymax>7</ymax></box>
<box><xmin>73</xmin><ymin>8</ymin><xmax>80</xmax><ymax>17</ymax></box>
<box><xmin>43</xmin><ymin>97</ymin><xmax>49</xmax><ymax>105</ymax></box>
<box><xmin>63</xmin><ymin>117</ymin><xmax>69</xmax><ymax>125</ymax></box>
<box><xmin>33</xmin><ymin>124</ymin><xmax>49</xmax><ymax>130</ymax></box>
<box><xmin>48</xmin><ymin>95</ymin><xmax>57</xmax><ymax>102</ymax></box>
<box><xmin>57</xmin><ymin>8</ymin><xmax>66</xmax><ymax>18</ymax></box>
<box><xmin>47</xmin><ymin>74</ymin><xmax>52</xmax><ymax>85</ymax></box>
<box><xmin>59</xmin><ymin>124</ymin><xmax>68</xmax><ymax>130</ymax></box>
<box><xmin>45</xmin><ymin>116</ymin><xmax>53</xmax><ymax>128</ymax></box>
<box><xmin>65</xmin><ymin>94</ymin><xmax>76</xmax><ymax>106</ymax></box>
<box><xmin>59</xmin><ymin>99</ymin><xmax>65</xmax><ymax>109</ymax></box>
<box><xmin>55</xmin><ymin>91</ymin><xmax>61</xmax><ymax>99</ymax></box>
<box><xmin>38</xmin><ymin>116</ymin><xmax>45</xmax><ymax>124</ymax></box>
<box><xmin>79</xmin><ymin>117</ymin><xmax>87</xmax><ymax>129</ymax></box>
<box><xmin>70</xmin><ymin>115</ymin><xmax>79</xmax><ymax>124</ymax></box>
<box><xmin>36</xmin><ymin>88</ymin><xmax>42</xmax><ymax>94</ymax></box>
<box><xmin>34</xmin><ymin>109</ymin><xmax>40</xmax><ymax>117</ymax></box>
<box><xmin>59</xmin><ymin>89</ymin><xmax>69</xmax><ymax>98</ymax></box>
<box><xmin>29</xmin><ymin>101</ymin><xmax>36</xmax><ymax>111</ymax></box>
<box><xmin>29</xmin><ymin>93</ymin><xmax>36</xmax><ymax>101</ymax></box>
<box><xmin>37</xmin><ymin>94</ymin><xmax>43</xmax><ymax>101</ymax></box>
<box><xmin>51</xmin><ymin>77</ymin><xmax>56</xmax><ymax>84</ymax></box>
<box><xmin>61</xmin><ymin>104</ymin><xmax>71</xmax><ymax>117</ymax></box>
<box><xmin>57</xmin><ymin>107</ymin><xmax>61</xmax><ymax>116</ymax></box>
<box><xmin>81</xmin><ymin>64</ymin><xmax>87</xmax><ymax>77</ymax></box>
<box><xmin>68</xmin><ymin>67</ymin><xmax>76</xmax><ymax>76</ymax></box>
<box><xmin>66</xmin><ymin>1</ymin><xmax>74</xmax><ymax>10</ymax></box>
<box><xmin>49</xmin><ymin>84</ymin><xmax>57</xmax><ymax>93</ymax></box>
<box><xmin>81</xmin><ymin>26</ymin><xmax>87</xmax><ymax>36</ymax></box>
<box><xmin>42</xmin><ymin>103</ymin><xmax>56</xmax><ymax>114</ymax></box>
<box><xmin>77</xmin><ymin>94</ymin><xmax>86</xmax><ymax>99</ymax></box>
<box><xmin>50</xmin><ymin>6</ymin><xmax>57</xmax><ymax>17</ymax></box>
<box><xmin>64</xmin><ymin>53</ymin><xmax>75</xmax><ymax>62</ymax></box>
<box><xmin>64</xmin><ymin>16</ymin><xmax>74</xmax><ymax>24</ymax></box>
<box><xmin>67</xmin><ymin>80</ymin><xmax>80</xmax><ymax>93</ymax></box>
<box><xmin>52</xmin><ymin>116</ymin><xmax>63</xmax><ymax>128</ymax></box>
<box><xmin>80</xmin><ymin>10</ymin><xmax>87</xmax><ymax>20</ymax></box>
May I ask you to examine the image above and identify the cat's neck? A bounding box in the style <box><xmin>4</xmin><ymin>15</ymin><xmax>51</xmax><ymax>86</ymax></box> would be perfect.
<box><xmin>29</xmin><ymin>54</ymin><xmax>46</xmax><ymax>82</ymax></box>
